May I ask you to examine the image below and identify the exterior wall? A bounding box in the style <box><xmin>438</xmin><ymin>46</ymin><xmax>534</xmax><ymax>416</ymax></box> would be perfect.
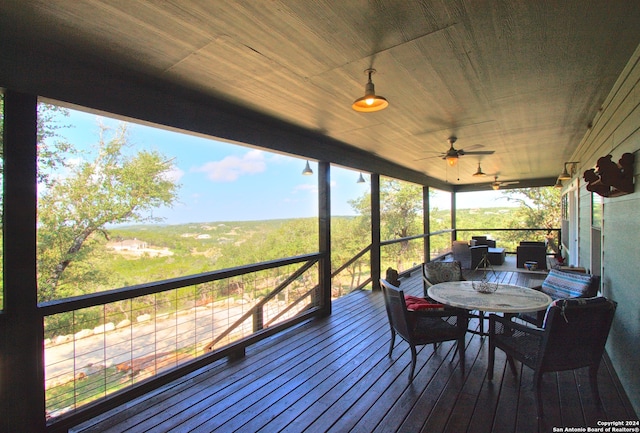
<box><xmin>578</xmin><ymin>184</ymin><xmax>593</xmax><ymax>270</ymax></box>
<box><xmin>571</xmin><ymin>44</ymin><xmax>640</xmax><ymax>414</ymax></box>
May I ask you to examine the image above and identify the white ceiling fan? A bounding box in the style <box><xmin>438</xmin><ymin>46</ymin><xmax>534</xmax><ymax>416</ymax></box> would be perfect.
<box><xmin>490</xmin><ymin>175</ymin><xmax>519</xmax><ymax>190</ymax></box>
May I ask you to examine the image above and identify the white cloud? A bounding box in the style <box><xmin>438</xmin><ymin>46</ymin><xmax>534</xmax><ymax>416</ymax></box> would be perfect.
<box><xmin>163</xmin><ymin>166</ymin><xmax>185</xmax><ymax>182</ymax></box>
<box><xmin>192</xmin><ymin>150</ymin><xmax>266</xmax><ymax>182</ymax></box>
<box><xmin>293</xmin><ymin>183</ymin><xmax>317</xmax><ymax>193</ymax></box>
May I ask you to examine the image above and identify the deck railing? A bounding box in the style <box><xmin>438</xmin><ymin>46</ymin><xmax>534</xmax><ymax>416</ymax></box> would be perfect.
<box><xmin>40</xmin><ymin>253</ymin><xmax>323</xmax><ymax>424</ymax></box>
<box><xmin>40</xmin><ymin>226</ymin><xmax>560</xmax><ymax>429</ymax></box>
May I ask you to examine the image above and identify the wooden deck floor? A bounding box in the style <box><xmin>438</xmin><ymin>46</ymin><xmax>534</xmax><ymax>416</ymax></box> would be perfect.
<box><xmin>72</xmin><ymin>271</ymin><xmax>638</xmax><ymax>433</ymax></box>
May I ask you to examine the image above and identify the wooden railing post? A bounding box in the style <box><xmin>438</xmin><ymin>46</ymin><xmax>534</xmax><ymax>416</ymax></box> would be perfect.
<box><xmin>423</xmin><ymin>186</ymin><xmax>430</xmax><ymax>262</ymax></box>
<box><xmin>371</xmin><ymin>174</ymin><xmax>381</xmax><ymax>291</ymax></box>
<box><xmin>254</xmin><ymin>306</ymin><xmax>264</xmax><ymax>331</ymax></box>
<box><xmin>318</xmin><ymin>161</ymin><xmax>331</xmax><ymax>315</ymax></box>
<box><xmin>1</xmin><ymin>90</ymin><xmax>46</xmax><ymax>432</ymax></box>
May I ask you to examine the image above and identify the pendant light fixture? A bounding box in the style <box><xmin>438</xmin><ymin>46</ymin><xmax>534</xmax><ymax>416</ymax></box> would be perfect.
<box><xmin>302</xmin><ymin>160</ymin><xmax>313</xmax><ymax>176</ymax></box>
<box><xmin>352</xmin><ymin>68</ymin><xmax>389</xmax><ymax>112</ymax></box>
<box><xmin>472</xmin><ymin>162</ymin><xmax>487</xmax><ymax>177</ymax></box>
<box><xmin>554</xmin><ymin>178</ymin><xmax>563</xmax><ymax>188</ymax></box>
<box><xmin>558</xmin><ymin>161</ymin><xmax>579</xmax><ymax>180</ymax></box>
<box><xmin>357</xmin><ymin>172</ymin><xmax>366</xmax><ymax>183</ymax></box>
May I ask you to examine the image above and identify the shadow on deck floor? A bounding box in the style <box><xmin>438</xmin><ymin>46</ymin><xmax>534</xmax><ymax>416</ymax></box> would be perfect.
<box><xmin>72</xmin><ymin>271</ymin><xmax>637</xmax><ymax>433</ymax></box>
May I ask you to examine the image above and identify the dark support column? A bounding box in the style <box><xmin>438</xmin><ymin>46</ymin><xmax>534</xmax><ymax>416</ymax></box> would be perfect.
<box><xmin>451</xmin><ymin>191</ymin><xmax>457</xmax><ymax>243</ymax></box>
<box><xmin>423</xmin><ymin>186</ymin><xmax>430</xmax><ymax>262</ymax></box>
<box><xmin>371</xmin><ymin>174</ymin><xmax>381</xmax><ymax>291</ymax></box>
<box><xmin>1</xmin><ymin>91</ymin><xmax>45</xmax><ymax>432</ymax></box>
<box><xmin>318</xmin><ymin>161</ymin><xmax>331</xmax><ymax>316</ymax></box>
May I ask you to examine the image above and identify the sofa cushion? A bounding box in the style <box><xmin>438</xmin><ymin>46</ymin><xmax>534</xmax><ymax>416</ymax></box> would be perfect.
<box><xmin>424</xmin><ymin>261</ymin><xmax>463</xmax><ymax>284</ymax></box>
<box><xmin>541</xmin><ymin>269</ymin><xmax>593</xmax><ymax>300</ymax></box>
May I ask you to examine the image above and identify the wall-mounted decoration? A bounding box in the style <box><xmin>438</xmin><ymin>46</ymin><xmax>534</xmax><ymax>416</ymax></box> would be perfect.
<box><xmin>583</xmin><ymin>152</ymin><xmax>635</xmax><ymax>197</ymax></box>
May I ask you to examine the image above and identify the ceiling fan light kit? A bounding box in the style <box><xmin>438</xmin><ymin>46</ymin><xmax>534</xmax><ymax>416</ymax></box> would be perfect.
<box><xmin>439</xmin><ymin>136</ymin><xmax>495</xmax><ymax>169</ymax></box>
<box><xmin>491</xmin><ymin>175</ymin><xmax>519</xmax><ymax>190</ymax></box>
<box><xmin>352</xmin><ymin>69</ymin><xmax>389</xmax><ymax>112</ymax></box>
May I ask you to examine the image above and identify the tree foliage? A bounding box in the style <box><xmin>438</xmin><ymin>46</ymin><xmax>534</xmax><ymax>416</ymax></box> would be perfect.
<box><xmin>349</xmin><ymin>178</ymin><xmax>424</xmax><ymax>271</ymax></box>
<box><xmin>0</xmin><ymin>99</ymin><xmax>74</xmax><ymax>221</ymax></box>
<box><xmin>500</xmin><ymin>187</ymin><xmax>561</xmax><ymax>244</ymax></box>
<box><xmin>37</xmin><ymin>121</ymin><xmax>180</xmax><ymax>301</ymax></box>
<box><xmin>502</xmin><ymin>187</ymin><xmax>561</xmax><ymax>228</ymax></box>
<box><xmin>349</xmin><ymin>178</ymin><xmax>423</xmax><ymax>239</ymax></box>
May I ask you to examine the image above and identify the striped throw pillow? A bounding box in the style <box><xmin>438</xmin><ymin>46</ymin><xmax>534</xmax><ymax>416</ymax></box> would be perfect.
<box><xmin>541</xmin><ymin>269</ymin><xmax>592</xmax><ymax>300</ymax></box>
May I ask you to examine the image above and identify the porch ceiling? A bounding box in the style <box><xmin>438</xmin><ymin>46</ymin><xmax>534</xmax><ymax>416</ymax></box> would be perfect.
<box><xmin>2</xmin><ymin>1</ymin><xmax>640</xmax><ymax>189</ymax></box>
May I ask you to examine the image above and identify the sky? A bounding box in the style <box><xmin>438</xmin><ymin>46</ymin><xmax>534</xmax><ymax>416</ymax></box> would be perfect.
<box><xmin>46</xmin><ymin>106</ymin><xmax>514</xmax><ymax>225</ymax></box>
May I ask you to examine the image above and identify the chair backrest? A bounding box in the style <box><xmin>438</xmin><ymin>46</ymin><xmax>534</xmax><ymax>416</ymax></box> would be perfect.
<box><xmin>470</xmin><ymin>245</ymin><xmax>489</xmax><ymax>269</ymax></box>
<box><xmin>539</xmin><ymin>297</ymin><xmax>616</xmax><ymax>373</ymax></box>
<box><xmin>472</xmin><ymin>236</ymin><xmax>496</xmax><ymax>248</ymax></box>
<box><xmin>380</xmin><ymin>278</ymin><xmax>413</xmax><ymax>342</ymax></box>
<box><xmin>451</xmin><ymin>241</ymin><xmax>471</xmax><ymax>269</ymax></box>
<box><xmin>520</xmin><ymin>241</ymin><xmax>546</xmax><ymax>246</ymax></box>
<box><xmin>422</xmin><ymin>261</ymin><xmax>464</xmax><ymax>286</ymax></box>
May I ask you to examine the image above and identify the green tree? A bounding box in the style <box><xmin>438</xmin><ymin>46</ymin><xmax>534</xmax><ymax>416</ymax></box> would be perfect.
<box><xmin>37</xmin><ymin>121</ymin><xmax>180</xmax><ymax>301</ymax></box>
<box><xmin>0</xmin><ymin>99</ymin><xmax>74</xmax><ymax>220</ymax></box>
<box><xmin>331</xmin><ymin>216</ymin><xmax>370</xmax><ymax>295</ymax></box>
<box><xmin>501</xmin><ymin>187</ymin><xmax>562</xmax><ymax>247</ymax></box>
<box><xmin>349</xmin><ymin>178</ymin><xmax>423</xmax><ymax>271</ymax></box>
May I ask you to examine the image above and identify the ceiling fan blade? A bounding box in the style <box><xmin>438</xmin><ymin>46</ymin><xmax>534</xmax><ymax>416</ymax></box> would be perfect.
<box><xmin>462</xmin><ymin>144</ymin><xmax>484</xmax><ymax>151</ymax></box>
<box><xmin>414</xmin><ymin>154</ymin><xmax>444</xmax><ymax>161</ymax></box>
<box><xmin>459</xmin><ymin>150</ymin><xmax>495</xmax><ymax>156</ymax></box>
<box><xmin>501</xmin><ymin>180</ymin><xmax>520</xmax><ymax>186</ymax></box>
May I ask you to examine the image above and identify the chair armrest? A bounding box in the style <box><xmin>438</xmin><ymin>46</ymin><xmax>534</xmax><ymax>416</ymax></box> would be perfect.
<box><xmin>489</xmin><ymin>313</ymin><xmax>545</xmax><ymax>337</ymax></box>
<box><xmin>409</xmin><ymin>307</ymin><xmax>468</xmax><ymax>319</ymax></box>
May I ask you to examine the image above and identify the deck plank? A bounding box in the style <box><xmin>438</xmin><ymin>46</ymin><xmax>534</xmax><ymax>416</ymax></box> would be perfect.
<box><xmin>71</xmin><ymin>271</ymin><xmax>637</xmax><ymax>433</ymax></box>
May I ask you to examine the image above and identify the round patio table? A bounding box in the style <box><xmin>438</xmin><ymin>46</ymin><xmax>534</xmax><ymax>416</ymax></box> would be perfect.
<box><xmin>427</xmin><ymin>281</ymin><xmax>552</xmax><ymax>314</ymax></box>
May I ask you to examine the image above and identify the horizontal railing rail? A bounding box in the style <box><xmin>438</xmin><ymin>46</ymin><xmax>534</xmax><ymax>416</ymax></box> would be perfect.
<box><xmin>39</xmin><ymin>253</ymin><xmax>322</xmax><ymax>315</ymax></box>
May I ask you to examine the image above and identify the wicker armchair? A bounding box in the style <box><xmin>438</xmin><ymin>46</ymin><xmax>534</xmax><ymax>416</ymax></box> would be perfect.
<box><xmin>380</xmin><ymin>279</ymin><xmax>468</xmax><ymax>381</ymax></box>
<box><xmin>422</xmin><ymin>260</ymin><xmax>487</xmax><ymax>335</ymax></box>
<box><xmin>488</xmin><ymin>297</ymin><xmax>617</xmax><ymax>418</ymax></box>
<box><xmin>451</xmin><ymin>241</ymin><xmax>488</xmax><ymax>270</ymax></box>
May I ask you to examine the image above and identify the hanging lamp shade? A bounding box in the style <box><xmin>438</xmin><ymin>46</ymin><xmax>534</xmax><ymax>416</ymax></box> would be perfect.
<box><xmin>352</xmin><ymin>69</ymin><xmax>389</xmax><ymax>112</ymax></box>
<box><xmin>554</xmin><ymin>178</ymin><xmax>563</xmax><ymax>188</ymax></box>
<box><xmin>558</xmin><ymin>161</ymin><xmax>578</xmax><ymax>180</ymax></box>
<box><xmin>302</xmin><ymin>160</ymin><xmax>313</xmax><ymax>175</ymax></box>
<box><xmin>558</xmin><ymin>167</ymin><xmax>571</xmax><ymax>180</ymax></box>
<box><xmin>357</xmin><ymin>172</ymin><xmax>366</xmax><ymax>183</ymax></box>
<box><xmin>472</xmin><ymin>162</ymin><xmax>486</xmax><ymax>177</ymax></box>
